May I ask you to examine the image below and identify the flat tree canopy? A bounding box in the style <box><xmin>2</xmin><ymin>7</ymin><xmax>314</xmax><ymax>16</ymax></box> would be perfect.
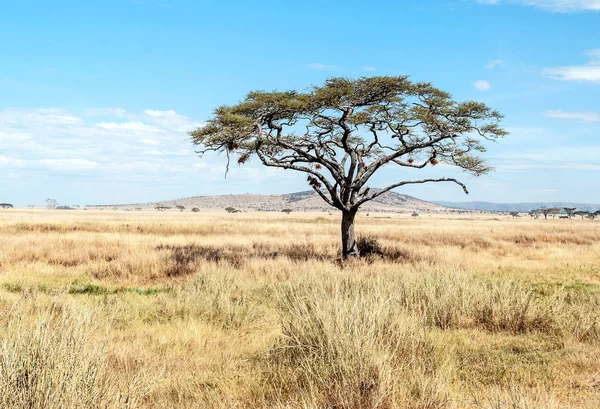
<box><xmin>191</xmin><ymin>76</ymin><xmax>506</xmax><ymax>257</ymax></box>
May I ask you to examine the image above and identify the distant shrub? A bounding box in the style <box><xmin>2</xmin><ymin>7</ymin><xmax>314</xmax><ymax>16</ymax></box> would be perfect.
<box><xmin>191</xmin><ymin>207</ymin><xmax>200</xmax><ymax>212</ymax></box>
<box><xmin>156</xmin><ymin>242</ymin><xmax>330</xmax><ymax>272</ymax></box>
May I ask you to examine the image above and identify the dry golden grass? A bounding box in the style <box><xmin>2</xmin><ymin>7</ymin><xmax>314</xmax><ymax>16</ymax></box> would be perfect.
<box><xmin>0</xmin><ymin>209</ymin><xmax>599</xmax><ymax>408</ymax></box>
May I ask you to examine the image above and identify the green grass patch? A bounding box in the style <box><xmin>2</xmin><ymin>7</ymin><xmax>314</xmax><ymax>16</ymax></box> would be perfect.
<box><xmin>2</xmin><ymin>282</ymin><xmax>23</xmax><ymax>293</ymax></box>
<box><xmin>67</xmin><ymin>282</ymin><xmax>167</xmax><ymax>296</ymax></box>
<box><xmin>68</xmin><ymin>283</ymin><xmax>111</xmax><ymax>295</ymax></box>
<box><xmin>127</xmin><ymin>287</ymin><xmax>166</xmax><ymax>296</ymax></box>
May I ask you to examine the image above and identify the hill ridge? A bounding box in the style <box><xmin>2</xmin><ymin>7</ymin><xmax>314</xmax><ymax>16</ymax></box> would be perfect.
<box><xmin>99</xmin><ymin>190</ymin><xmax>450</xmax><ymax>212</ymax></box>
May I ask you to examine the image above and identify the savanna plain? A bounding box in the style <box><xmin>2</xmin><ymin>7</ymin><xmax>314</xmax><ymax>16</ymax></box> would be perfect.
<box><xmin>0</xmin><ymin>209</ymin><xmax>599</xmax><ymax>409</ymax></box>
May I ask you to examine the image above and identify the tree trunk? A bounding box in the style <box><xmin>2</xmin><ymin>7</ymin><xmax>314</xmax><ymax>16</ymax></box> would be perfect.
<box><xmin>341</xmin><ymin>209</ymin><xmax>359</xmax><ymax>259</ymax></box>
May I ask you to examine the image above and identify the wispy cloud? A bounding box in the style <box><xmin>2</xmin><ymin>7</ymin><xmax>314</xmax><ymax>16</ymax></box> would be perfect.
<box><xmin>486</xmin><ymin>59</ymin><xmax>503</xmax><ymax>69</ymax></box>
<box><xmin>476</xmin><ymin>0</ymin><xmax>600</xmax><ymax>12</ymax></box>
<box><xmin>307</xmin><ymin>63</ymin><xmax>343</xmax><ymax>71</ymax></box>
<box><xmin>544</xmin><ymin>110</ymin><xmax>600</xmax><ymax>122</ymax></box>
<box><xmin>40</xmin><ymin>158</ymin><xmax>101</xmax><ymax>171</ymax></box>
<box><xmin>543</xmin><ymin>49</ymin><xmax>600</xmax><ymax>83</ymax></box>
<box><xmin>586</xmin><ymin>49</ymin><xmax>600</xmax><ymax>59</ymax></box>
<box><xmin>363</xmin><ymin>66</ymin><xmax>376</xmax><ymax>71</ymax></box>
<box><xmin>473</xmin><ymin>80</ymin><xmax>492</xmax><ymax>91</ymax></box>
<box><xmin>493</xmin><ymin>145</ymin><xmax>600</xmax><ymax>172</ymax></box>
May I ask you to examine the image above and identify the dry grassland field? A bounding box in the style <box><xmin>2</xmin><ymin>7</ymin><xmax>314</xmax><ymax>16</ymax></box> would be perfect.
<box><xmin>1</xmin><ymin>209</ymin><xmax>599</xmax><ymax>409</ymax></box>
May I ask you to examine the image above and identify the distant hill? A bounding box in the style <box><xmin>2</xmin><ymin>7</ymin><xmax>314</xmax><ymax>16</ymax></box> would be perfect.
<box><xmin>108</xmin><ymin>190</ymin><xmax>451</xmax><ymax>213</ymax></box>
<box><xmin>434</xmin><ymin>201</ymin><xmax>600</xmax><ymax>213</ymax></box>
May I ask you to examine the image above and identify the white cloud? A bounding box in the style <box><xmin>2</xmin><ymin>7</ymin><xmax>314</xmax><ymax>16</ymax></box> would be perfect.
<box><xmin>40</xmin><ymin>158</ymin><xmax>100</xmax><ymax>171</ymax></box>
<box><xmin>82</xmin><ymin>107</ymin><xmax>128</xmax><ymax>117</ymax></box>
<box><xmin>473</xmin><ymin>80</ymin><xmax>492</xmax><ymax>91</ymax></box>
<box><xmin>363</xmin><ymin>66</ymin><xmax>376</xmax><ymax>71</ymax></box>
<box><xmin>543</xmin><ymin>66</ymin><xmax>600</xmax><ymax>82</ymax></box>
<box><xmin>544</xmin><ymin>110</ymin><xmax>600</xmax><ymax>122</ymax></box>
<box><xmin>143</xmin><ymin>109</ymin><xmax>176</xmax><ymax>117</ymax></box>
<box><xmin>0</xmin><ymin>155</ymin><xmax>25</xmax><ymax>168</ymax></box>
<box><xmin>141</xmin><ymin>149</ymin><xmax>190</xmax><ymax>156</ymax></box>
<box><xmin>140</xmin><ymin>138</ymin><xmax>160</xmax><ymax>145</ymax></box>
<box><xmin>96</xmin><ymin>121</ymin><xmax>166</xmax><ymax>133</ymax></box>
<box><xmin>476</xmin><ymin>0</ymin><xmax>600</xmax><ymax>12</ymax></box>
<box><xmin>0</xmin><ymin>107</ymin><xmax>202</xmax><ymax>177</ymax></box>
<box><xmin>0</xmin><ymin>131</ymin><xmax>33</xmax><ymax>141</ymax></box>
<box><xmin>0</xmin><ymin>108</ymin><xmax>83</xmax><ymax>126</ymax></box>
<box><xmin>543</xmin><ymin>49</ymin><xmax>600</xmax><ymax>82</ymax></box>
<box><xmin>0</xmin><ymin>106</ymin><xmax>307</xmax><ymax>204</ymax></box>
<box><xmin>141</xmin><ymin>109</ymin><xmax>203</xmax><ymax>132</ymax></box>
<box><xmin>486</xmin><ymin>59</ymin><xmax>503</xmax><ymax>69</ymax></box>
<box><xmin>307</xmin><ymin>63</ymin><xmax>343</xmax><ymax>71</ymax></box>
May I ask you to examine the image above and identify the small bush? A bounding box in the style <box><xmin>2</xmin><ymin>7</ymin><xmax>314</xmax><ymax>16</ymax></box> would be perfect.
<box><xmin>357</xmin><ymin>235</ymin><xmax>385</xmax><ymax>257</ymax></box>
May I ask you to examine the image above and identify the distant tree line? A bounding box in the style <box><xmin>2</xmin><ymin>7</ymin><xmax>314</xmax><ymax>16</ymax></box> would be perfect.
<box><xmin>527</xmin><ymin>207</ymin><xmax>600</xmax><ymax>220</ymax></box>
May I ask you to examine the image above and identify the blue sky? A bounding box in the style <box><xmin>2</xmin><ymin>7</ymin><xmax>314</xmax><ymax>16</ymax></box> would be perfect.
<box><xmin>1</xmin><ymin>0</ymin><xmax>599</xmax><ymax>206</ymax></box>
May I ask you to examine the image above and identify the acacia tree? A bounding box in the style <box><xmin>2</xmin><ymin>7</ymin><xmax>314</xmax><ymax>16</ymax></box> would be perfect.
<box><xmin>563</xmin><ymin>207</ymin><xmax>577</xmax><ymax>219</ymax></box>
<box><xmin>573</xmin><ymin>210</ymin><xmax>589</xmax><ymax>220</ymax></box>
<box><xmin>191</xmin><ymin>76</ymin><xmax>506</xmax><ymax>257</ymax></box>
<box><xmin>539</xmin><ymin>207</ymin><xmax>560</xmax><ymax>220</ymax></box>
<box><xmin>45</xmin><ymin>198</ymin><xmax>59</xmax><ymax>209</ymax></box>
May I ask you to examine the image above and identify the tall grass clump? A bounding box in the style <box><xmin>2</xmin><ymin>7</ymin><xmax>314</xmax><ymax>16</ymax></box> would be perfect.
<box><xmin>391</xmin><ymin>272</ymin><xmax>600</xmax><ymax>339</ymax></box>
<box><xmin>470</xmin><ymin>385</ymin><xmax>560</xmax><ymax>409</ymax></box>
<box><xmin>0</xmin><ymin>302</ymin><xmax>148</xmax><ymax>409</ymax></box>
<box><xmin>262</xmin><ymin>280</ymin><xmax>450</xmax><ymax>409</ymax></box>
<box><xmin>152</xmin><ymin>273</ymin><xmax>262</xmax><ymax>330</ymax></box>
